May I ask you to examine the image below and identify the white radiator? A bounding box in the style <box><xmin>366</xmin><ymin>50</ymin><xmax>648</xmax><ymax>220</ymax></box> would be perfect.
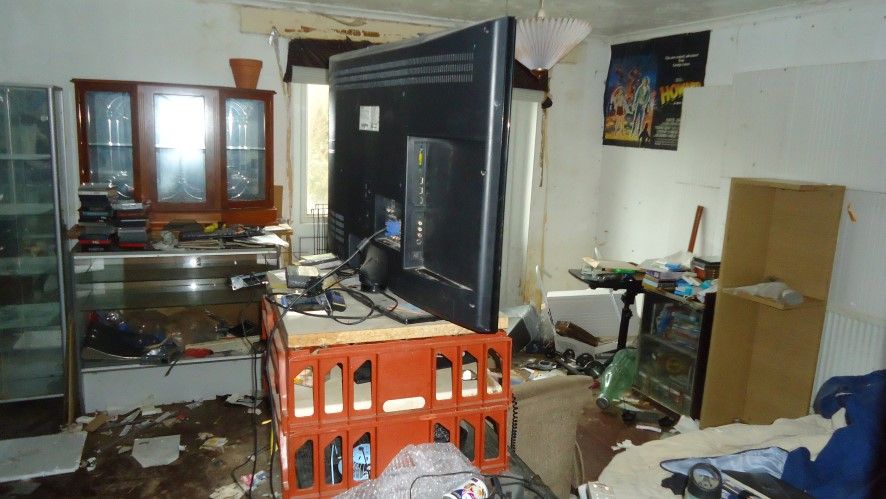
<box><xmin>811</xmin><ymin>308</ymin><xmax>886</xmax><ymax>402</ymax></box>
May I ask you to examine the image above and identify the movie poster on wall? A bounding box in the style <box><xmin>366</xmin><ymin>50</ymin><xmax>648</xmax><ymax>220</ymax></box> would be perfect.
<box><xmin>602</xmin><ymin>31</ymin><xmax>710</xmax><ymax>150</ymax></box>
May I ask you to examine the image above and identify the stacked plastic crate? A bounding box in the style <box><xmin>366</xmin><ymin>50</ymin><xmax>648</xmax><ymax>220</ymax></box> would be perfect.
<box><xmin>263</xmin><ymin>299</ymin><xmax>512</xmax><ymax>498</ymax></box>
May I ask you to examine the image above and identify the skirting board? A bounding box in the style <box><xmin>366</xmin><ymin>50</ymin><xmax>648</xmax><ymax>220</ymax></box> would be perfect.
<box><xmin>81</xmin><ymin>354</ymin><xmax>260</xmax><ymax>414</ymax></box>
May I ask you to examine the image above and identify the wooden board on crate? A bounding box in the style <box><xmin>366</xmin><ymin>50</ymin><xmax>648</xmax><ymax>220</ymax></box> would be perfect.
<box><xmin>274</xmin><ymin>294</ymin><xmax>507</xmax><ymax>348</ymax></box>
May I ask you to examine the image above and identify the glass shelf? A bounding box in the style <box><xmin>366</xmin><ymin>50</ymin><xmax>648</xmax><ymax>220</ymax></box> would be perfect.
<box><xmin>0</xmin><ymin>256</ymin><xmax>57</xmax><ymax>276</ymax></box>
<box><xmin>76</xmin><ymin>279</ymin><xmax>267</xmax><ymax>310</ymax></box>
<box><xmin>74</xmin><ymin>248</ymin><xmax>278</xmax><ymax>284</ymax></box>
<box><xmin>81</xmin><ymin>351</ymin><xmax>255</xmax><ymax>372</ymax></box>
<box><xmin>0</xmin><ymin>153</ymin><xmax>52</xmax><ymax>161</ymax></box>
<box><xmin>0</xmin><ymin>303</ymin><xmax>61</xmax><ymax>331</ymax></box>
<box><xmin>641</xmin><ymin>332</ymin><xmax>698</xmax><ymax>358</ymax></box>
<box><xmin>0</xmin><ymin>203</ymin><xmax>53</xmax><ymax>216</ymax></box>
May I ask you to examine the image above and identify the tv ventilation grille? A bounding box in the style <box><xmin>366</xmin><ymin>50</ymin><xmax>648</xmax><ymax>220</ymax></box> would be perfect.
<box><xmin>332</xmin><ymin>52</ymin><xmax>474</xmax><ymax>90</ymax></box>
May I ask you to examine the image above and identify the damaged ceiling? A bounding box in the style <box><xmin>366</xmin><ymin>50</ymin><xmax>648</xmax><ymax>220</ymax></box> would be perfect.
<box><xmin>227</xmin><ymin>0</ymin><xmax>854</xmax><ymax>36</ymax></box>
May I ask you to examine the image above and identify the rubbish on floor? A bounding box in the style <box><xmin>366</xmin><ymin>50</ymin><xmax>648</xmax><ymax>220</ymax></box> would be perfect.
<box><xmin>61</xmin><ymin>423</ymin><xmax>83</xmax><ymax>433</ymax></box>
<box><xmin>131</xmin><ymin>435</ymin><xmax>181</xmax><ymax>468</ymax></box>
<box><xmin>240</xmin><ymin>470</ymin><xmax>269</xmax><ymax>490</ymax></box>
<box><xmin>577</xmin><ymin>481</ymin><xmax>615</xmax><ymax>499</ymax></box>
<box><xmin>596</xmin><ymin>349</ymin><xmax>638</xmax><ymax>409</ymax></box>
<box><xmin>611</xmin><ymin>439</ymin><xmax>635</xmax><ymax>452</ymax></box>
<box><xmin>337</xmin><ymin>443</ymin><xmax>479</xmax><ymax>499</ymax></box>
<box><xmin>186</xmin><ymin>400</ymin><xmax>203</xmax><ymax>410</ymax></box>
<box><xmin>555</xmin><ymin>320</ymin><xmax>601</xmax><ymax>347</ymax></box>
<box><xmin>120</xmin><ymin>409</ymin><xmax>141</xmax><ymax>425</ymax></box>
<box><xmin>140</xmin><ymin>404</ymin><xmax>162</xmax><ymax>417</ymax></box>
<box><xmin>117</xmin><ymin>445</ymin><xmax>132</xmax><ymax>454</ymax></box>
<box><xmin>75</xmin><ymin>415</ymin><xmax>95</xmax><ymax>425</ymax></box>
<box><xmin>154</xmin><ymin>411</ymin><xmax>174</xmax><ymax>423</ymax></box>
<box><xmin>84</xmin><ymin>413</ymin><xmax>109</xmax><ymax>432</ymax></box>
<box><xmin>201</xmin><ymin>437</ymin><xmax>228</xmax><ymax>451</ymax></box>
<box><xmin>198</xmin><ymin>432</ymin><xmax>214</xmax><ymax>440</ymax></box>
<box><xmin>120</xmin><ymin>424</ymin><xmax>132</xmax><ymax>437</ymax></box>
<box><xmin>226</xmin><ymin>393</ymin><xmax>261</xmax><ymax>408</ymax></box>
<box><xmin>635</xmin><ymin>424</ymin><xmax>662</xmax><ymax>433</ymax></box>
<box><xmin>0</xmin><ymin>431</ymin><xmax>87</xmax><ymax>482</ymax></box>
<box><xmin>82</xmin><ymin>457</ymin><xmax>97</xmax><ymax>472</ymax></box>
<box><xmin>209</xmin><ymin>482</ymin><xmax>245</xmax><ymax>499</ymax></box>
<box><xmin>247</xmin><ymin>407</ymin><xmax>262</xmax><ymax>415</ymax></box>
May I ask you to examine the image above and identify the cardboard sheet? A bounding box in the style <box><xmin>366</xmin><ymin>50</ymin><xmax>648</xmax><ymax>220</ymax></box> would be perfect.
<box><xmin>0</xmin><ymin>432</ymin><xmax>87</xmax><ymax>482</ymax></box>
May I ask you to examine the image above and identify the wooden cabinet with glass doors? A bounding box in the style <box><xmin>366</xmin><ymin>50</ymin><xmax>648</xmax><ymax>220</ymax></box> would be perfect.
<box><xmin>73</xmin><ymin>79</ymin><xmax>275</xmax><ymax>228</ymax></box>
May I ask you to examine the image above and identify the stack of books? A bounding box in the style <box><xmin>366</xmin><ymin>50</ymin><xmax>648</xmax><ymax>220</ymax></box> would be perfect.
<box><xmin>113</xmin><ymin>202</ymin><xmax>149</xmax><ymax>249</ymax></box>
<box><xmin>691</xmin><ymin>256</ymin><xmax>721</xmax><ymax>280</ymax></box>
<box><xmin>78</xmin><ymin>184</ymin><xmax>116</xmax><ymax>249</ymax></box>
<box><xmin>642</xmin><ymin>268</ymin><xmax>685</xmax><ymax>291</ymax></box>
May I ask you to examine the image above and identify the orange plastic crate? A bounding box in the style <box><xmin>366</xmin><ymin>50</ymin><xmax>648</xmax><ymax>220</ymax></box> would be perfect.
<box><xmin>265</xmin><ymin>318</ymin><xmax>511</xmax><ymax>431</ymax></box>
<box><xmin>272</xmin><ymin>402</ymin><xmax>510</xmax><ymax>498</ymax></box>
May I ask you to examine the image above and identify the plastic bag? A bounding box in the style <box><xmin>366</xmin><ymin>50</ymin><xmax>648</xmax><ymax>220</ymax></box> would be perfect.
<box><xmin>336</xmin><ymin>443</ymin><xmax>481</xmax><ymax>499</ymax></box>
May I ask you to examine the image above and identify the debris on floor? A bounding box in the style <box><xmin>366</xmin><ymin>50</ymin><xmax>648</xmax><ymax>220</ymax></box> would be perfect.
<box><xmin>200</xmin><ymin>437</ymin><xmax>229</xmax><ymax>451</ymax></box>
<box><xmin>225</xmin><ymin>394</ymin><xmax>261</xmax><ymax>409</ymax></box>
<box><xmin>240</xmin><ymin>470</ymin><xmax>268</xmax><ymax>491</ymax></box>
<box><xmin>209</xmin><ymin>482</ymin><xmax>245</xmax><ymax>499</ymax></box>
<box><xmin>84</xmin><ymin>413</ymin><xmax>109</xmax><ymax>432</ymax></box>
<box><xmin>61</xmin><ymin>423</ymin><xmax>83</xmax><ymax>433</ymax></box>
<box><xmin>81</xmin><ymin>457</ymin><xmax>97</xmax><ymax>472</ymax></box>
<box><xmin>0</xmin><ymin>431</ymin><xmax>87</xmax><ymax>482</ymax></box>
<box><xmin>119</xmin><ymin>409</ymin><xmax>141</xmax><ymax>425</ymax></box>
<box><xmin>131</xmin><ymin>435</ymin><xmax>181</xmax><ymax>468</ymax></box>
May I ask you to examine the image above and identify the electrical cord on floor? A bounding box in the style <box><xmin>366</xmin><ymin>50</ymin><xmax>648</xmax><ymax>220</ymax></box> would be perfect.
<box><xmin>229</xmin><ymin>445</ymin><xmax>269</xmax><ymax>495</ymax></box>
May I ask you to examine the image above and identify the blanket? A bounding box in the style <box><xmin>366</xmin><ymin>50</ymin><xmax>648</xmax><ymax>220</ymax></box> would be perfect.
<box><xmin>598</xmin><ymin>412</ymin><xmax>841</xmax><ymax>497</ymax></box>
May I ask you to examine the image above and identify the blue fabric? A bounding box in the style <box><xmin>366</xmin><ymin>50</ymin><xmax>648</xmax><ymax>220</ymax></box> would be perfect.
<box><xmin>660</xmin><ymin>446</ymin><xmax>788</xmax><ymax>477</ymax></box>
<box><xmin>782</xmin><ymin>370</ymin><xmax>886</xmax><ymax>499</ymax></box>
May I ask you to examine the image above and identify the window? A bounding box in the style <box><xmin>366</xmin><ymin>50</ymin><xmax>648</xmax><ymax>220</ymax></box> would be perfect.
<box><xmin>291</xmin><ymin>67</ymin><xmax>331</xmax><ymax>257</ymax></box>
<box><xmin>305</xmin><ymin>84</ymin><xmax>329</xmax><ymax>213</ymax></box>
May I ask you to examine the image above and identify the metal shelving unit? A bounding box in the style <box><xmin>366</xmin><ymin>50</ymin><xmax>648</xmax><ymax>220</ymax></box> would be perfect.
<box><xmin>0</xmin><ymin>84</ymin><xmax>70</xmax><ymax>404</ymax></box>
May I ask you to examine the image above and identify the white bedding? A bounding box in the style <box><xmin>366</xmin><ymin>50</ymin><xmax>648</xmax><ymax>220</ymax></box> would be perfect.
<box><xmin>598</xmin><ymin>410</ymin><xmax>846</xmax><ymax>497</ymax></box>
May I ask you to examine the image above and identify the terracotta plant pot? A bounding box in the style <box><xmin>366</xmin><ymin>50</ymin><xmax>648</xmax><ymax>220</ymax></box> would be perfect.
<box><xmin>229</xmin><ymin>58</ymin><xmax>263</xmax><ymax>89</ymax></box>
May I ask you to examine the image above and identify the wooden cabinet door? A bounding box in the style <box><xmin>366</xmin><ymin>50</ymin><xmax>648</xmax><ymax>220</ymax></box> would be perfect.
<box><xmin>220</xmin><ymin>89</ymin><xmax>274</xmax><ymax>209</ymax></box>
<box><xmin>139</xmin><ymin>85</ymin><xmax>220</xmax><ymax>211</ymax></box>
<box><xmin>73</xmin><ymin>80</ymin><xmax>141</xmax><ymax>200</ymax></box>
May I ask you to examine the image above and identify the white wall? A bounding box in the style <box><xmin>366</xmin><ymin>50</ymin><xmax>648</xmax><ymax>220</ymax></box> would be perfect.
<box><xmin>0</xmin><ymin>0</ymin><xmax>289</xmax><ymax>224</ymax></box>
<box><xmin>596</xmin><ymin>1</ymin><xmax>886</xmax><ymax>324</ymax></box>
<box><xmin>522</xmin><ymin>38</ymin><xmax>611</xmax><ymax>298</ymax></box>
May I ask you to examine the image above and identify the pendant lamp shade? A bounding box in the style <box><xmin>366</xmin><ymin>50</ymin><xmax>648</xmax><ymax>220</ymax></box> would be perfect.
<box><xmin>516</xmin><ymin>17</ymin><xmax>591</xmax><ymax>71</ymax></box>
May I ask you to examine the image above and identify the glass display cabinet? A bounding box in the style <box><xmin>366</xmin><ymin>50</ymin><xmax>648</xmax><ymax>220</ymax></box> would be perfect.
<box><xmin>0</xmin><ymin>84</ymin><xmax>70</xmax><ymax>403</ymax></box>
<box><xmin>73</xmin><ymin>79</ymin><xmax>275</xmax><ymax>227</ymax></box>
<box><xmin>634</xmin><ymin>288</ymin><xmax>716</xmax><ymax>418</ymax></box>
<box><xmin>73</xmin><ymin>246</ymin><xmax>279</xmax><ymax>412</ymax></box>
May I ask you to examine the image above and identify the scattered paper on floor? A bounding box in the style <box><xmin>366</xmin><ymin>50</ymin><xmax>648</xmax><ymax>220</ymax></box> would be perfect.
<box><xmin>0</xmin><ymin>432</ymin><xmax>87</xmax><ymax>482</ymax></box>
<box><xmin>131</xmin><ymin>435</ymin><xmax>181</xmax><ymax>468</ymax></box>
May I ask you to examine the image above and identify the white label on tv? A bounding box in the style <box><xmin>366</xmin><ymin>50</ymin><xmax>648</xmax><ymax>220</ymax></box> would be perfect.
<box><xmin>358</xmin><ymin>105</ymin><xmax>380</xmax><ymax>132</ymax></box>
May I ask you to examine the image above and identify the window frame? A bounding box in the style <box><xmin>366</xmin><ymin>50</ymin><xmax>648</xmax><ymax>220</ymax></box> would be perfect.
<box><xmin>289</xmin><ymin>67</ymin><xmax>329</xmax><ymax>227</ymax></box>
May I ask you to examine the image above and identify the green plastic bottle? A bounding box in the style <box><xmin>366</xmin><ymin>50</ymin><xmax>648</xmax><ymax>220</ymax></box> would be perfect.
<box><xmin>596</xmin><ymin>348</ymin><xmax>638</xmax><ymax>409</ymax></box>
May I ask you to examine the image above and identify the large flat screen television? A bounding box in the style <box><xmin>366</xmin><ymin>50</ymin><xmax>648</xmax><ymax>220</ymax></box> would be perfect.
<box><xmin>327</xmin><ymin>17</ymin><xmax>515</xmax><ymax>332</ymax></box>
